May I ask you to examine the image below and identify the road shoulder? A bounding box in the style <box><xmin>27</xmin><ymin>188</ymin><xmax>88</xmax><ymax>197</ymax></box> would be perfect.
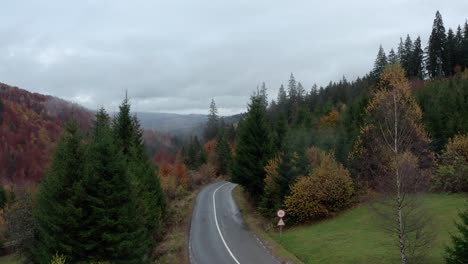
<box><xmin>231</xmin><ymin>186</ymin><xmax>304</xmax><ymax>264</ymax></box>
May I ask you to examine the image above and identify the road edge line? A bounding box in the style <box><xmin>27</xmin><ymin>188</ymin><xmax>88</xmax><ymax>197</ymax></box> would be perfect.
<box><xmin>213</xmin><ymin>182</ymin><xmax>241</xmax><ymax>264</ymax></box>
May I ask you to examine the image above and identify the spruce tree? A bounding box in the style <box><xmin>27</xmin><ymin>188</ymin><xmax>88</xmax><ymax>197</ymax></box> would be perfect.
<box><xmin>402</xmin><ymin>35</ymin><xmax>413</xmax><ymax>75</ymax></box>
<box><xmin>397</xmin><ymin>37</ymin><xmax>404</xmax><ymax>62</ymax></box>
<box><xmin>259</xmin><ymin>82</ymin><xmax>268</xmax><ymax>108</ymax></box>
<box><xmin>33</xmin><ymin>122</ymin><xmax>86</xmax><ymax>263</ymax></box>
<box><xmin>82</xmin><ymin>109</ymin><xmax>146</xmax><ymax>263</ymax></box>
<box><xmin>426</xmin><ymin>11</ymin><xmax>447</xmax><ymax>78</ymax></box>
<box><xmin>446</xmin><ymin>28</ymin><xmax>457</xmax><ymax>75</ymax></box>
<box><xmin>372</xmin><ymin>45</ymin><xmax>388</xmax><ymax>80</ymax></box>
<box><xmin>113</xmin><ymin>99</ymin><xmax>166</xmax><ymax>248</ymax></box>
<box><xmin>455</xmin><ymin>26</ymin><xmax>464</xmax><ymax>70</ymax></box>
<box><xmin>204</xmin><ymin>99</ymin><xmax>219</xmax><ymax>141</ymax></box>
<box><xmin>388</xmin><ymin>48</ymin><xmax>398</xmax><ymax>64</ymax></box>
<box><xmin>232</xmin><ymin>95</ymin><xmax>272</xmax><ymax>201</ymax></box>
<box><xmin>445</xmin><ymin>204</ymin><xmax>468</xmax><ymax>263</ymax></box>
<box><xmin>411</xmin><ymin>36</ymin><xmax>424</xmax><ymax>79</ymax></box>
<box><xmin>113</xmin><ymin>95</ymin><xmax>134</xmax><ymax>158</ymax></box>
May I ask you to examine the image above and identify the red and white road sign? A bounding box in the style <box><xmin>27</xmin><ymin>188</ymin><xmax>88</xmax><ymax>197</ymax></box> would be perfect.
<box><xmin>276</xmin><ymin>209</ymin><xmax>286</xmax><ymax>218</ymax></box>
<box><xmin>277</xmin><ymin>218</ymin><xmax>285</xmax><ymax>226</ymax></box>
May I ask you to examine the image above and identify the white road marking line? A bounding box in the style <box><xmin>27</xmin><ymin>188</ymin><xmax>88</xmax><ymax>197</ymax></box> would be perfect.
<box><xmin>213</xmin><ymin>182</ymin><xmax>241</xmax><ymax>264</ymax></box>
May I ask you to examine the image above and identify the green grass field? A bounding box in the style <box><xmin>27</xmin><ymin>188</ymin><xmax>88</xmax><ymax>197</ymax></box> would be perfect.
<box><xmin>270</xmin><ymin>193</ymin><xmax>467</xmax><ymax>264</ymax></box>
<box><xmin>0</xmin><ymin>254</ymin><xmax>19</xmax><ymax>264</ymax></box>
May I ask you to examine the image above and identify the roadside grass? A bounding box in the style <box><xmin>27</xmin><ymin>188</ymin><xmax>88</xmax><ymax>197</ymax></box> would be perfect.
<box><xmin>154</xmin><ymin>179</ymin><xmax>223</xmax><ymax>264</ymax></box>
<box><xmin>153</xmin><ymin>188</ymin><xmax>198</xmax><ymax>264</ymax></box>
<box><xmin>269</xmin><ymin>193</ymin><xmax>467</xmax><ymax>264</ymax></box>
<box><xmin>232</xmin><ymin>186</ymin><xmax>304</xmax><ymax>264</ymax></box>
<box><xmin>0</xmin><ymin>254</ymin><xmax>19</xmax><ymax>264</ymax></box>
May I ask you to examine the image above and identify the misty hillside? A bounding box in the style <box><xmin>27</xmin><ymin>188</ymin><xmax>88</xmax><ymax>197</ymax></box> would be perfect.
<box><xmin>136</xmin><ymin>112</ymin><xmax>243</xmax><ymax>136</ymax></box>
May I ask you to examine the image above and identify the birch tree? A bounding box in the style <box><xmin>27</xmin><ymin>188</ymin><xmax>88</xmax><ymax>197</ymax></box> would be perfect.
<box><xmin>354</xmin><ymin>64</ymin><xmax>434</xmax><ymax>263</ymax></box>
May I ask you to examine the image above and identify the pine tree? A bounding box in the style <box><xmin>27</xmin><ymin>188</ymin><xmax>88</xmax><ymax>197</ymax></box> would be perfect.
<box><xmin>426</xmin><ymin>11</ymin><xmax>447</xmax><ymax>78</ymax></box>
<box><xmin>204</xmin><ymin>99</ymin><xmax>219</xmax><ymax>141</ymax></box>
<box><xmin>33</xmin><ymin>122</ymin><xmax>87</xmax><ymax>263</ymax></box>
<box><xmin>372</xmin><ymin>45</ymin><xmax>388</xmax><ymax>80</ymax></box>
<box><xmin>232</xmin><ymin>95</ymin><xmax>272</xmax><ymax>201</ymax></box>
<box><xmin>388</xmin><ymin>48</ymin><xmax>399</xmax><ymax>64</ymax></box>
<box><xmin>445</xmin><ymin>204</ymin><xmax>468</xmax><ymax>263</ymax></box>
<box><xmin>81</xmin><ymin>109</ymin><xmax>147</xmax><ymax>263</ymax></box>
<box><xmin>410</xmin><ymin>36</ymin><xmax>424</xmax><ymax>79</ymax></box>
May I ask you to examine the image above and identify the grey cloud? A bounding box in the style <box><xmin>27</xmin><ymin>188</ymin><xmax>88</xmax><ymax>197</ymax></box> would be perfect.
<box><xmin>0</xmin><ymin>0</ymin><xmax>467</xmax><ymax>115</ymax></box>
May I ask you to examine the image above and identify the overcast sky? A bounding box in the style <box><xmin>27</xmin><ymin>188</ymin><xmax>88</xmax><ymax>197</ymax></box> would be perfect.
<box><xmin>1</xmin><ymin>1</ymin><xmax>467</xmax><ymax>115</ymax></box>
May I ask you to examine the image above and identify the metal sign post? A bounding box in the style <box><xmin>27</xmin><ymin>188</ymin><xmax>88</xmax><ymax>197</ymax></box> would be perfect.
<box><xmin>276</xmin><ymin>209</ymin><xmax>286</xmax><ymax>238</ymax></box>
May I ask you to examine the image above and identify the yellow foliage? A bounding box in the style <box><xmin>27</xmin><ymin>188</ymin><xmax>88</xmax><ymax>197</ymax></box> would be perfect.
<box><xmin>263</xmin><ymin>156</ymin><xmax>282</xmax><ymax>203</ymax></box>
<box><xmin>319</xmin><ymin>109</ymin><xmax>340</xmax><ymax>128</ymax></box>
<box><xmin>285</xmin><ymin>153</ymin><xmax>354</xmax><ymax>223</ymax></box>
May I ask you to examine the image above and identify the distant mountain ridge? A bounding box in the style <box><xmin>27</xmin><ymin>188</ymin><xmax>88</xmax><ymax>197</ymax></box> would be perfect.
<box><xmin>136</xmin><ymin>112</ymin><xmax>243</xmax><ymax>137</ymax></box>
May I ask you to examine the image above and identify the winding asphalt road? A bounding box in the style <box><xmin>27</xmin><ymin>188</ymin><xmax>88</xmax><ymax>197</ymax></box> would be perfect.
<box><xmin>189</xmin><ymin>181</ymin><xmax>279</xmax><ymax>264</ymax></box>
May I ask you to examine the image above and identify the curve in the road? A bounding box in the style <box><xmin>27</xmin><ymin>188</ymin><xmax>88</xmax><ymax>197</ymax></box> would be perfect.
<box><xmin>189</xmin><ymin>181</ymin><xmax>279</xmax><ymax>264</ymax></box>
<box><xmin>212</xmin><ymin>182</ymin><xmax>241</xmax><ymax>264</ymax></box>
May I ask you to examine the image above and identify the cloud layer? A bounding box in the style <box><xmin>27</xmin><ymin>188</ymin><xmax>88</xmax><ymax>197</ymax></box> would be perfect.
<box><xmin>1</xmin><ymin>0</ymin><xmax>466</xmax><ymax>115</ymax></box>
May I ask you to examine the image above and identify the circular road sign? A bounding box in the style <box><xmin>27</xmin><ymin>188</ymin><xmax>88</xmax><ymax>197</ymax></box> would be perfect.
<box><xmin>277</xmin><ymin>209</ymin><xmax>286</xmax><ymax>218</ymax></box>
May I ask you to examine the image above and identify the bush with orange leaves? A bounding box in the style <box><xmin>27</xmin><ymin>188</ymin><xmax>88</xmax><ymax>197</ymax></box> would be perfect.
<box><xmin>285</xmin><ymin>152</ymin><xmax>354</xmax><ymax>223</ymax></box>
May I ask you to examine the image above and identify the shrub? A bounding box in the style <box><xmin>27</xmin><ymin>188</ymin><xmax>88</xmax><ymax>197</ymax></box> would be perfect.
<box><xmin>259</xmin><ymin>156</ymin><xmax>282</xmax><ymax>213</ymax></box>
<box><xmin>285</xmin><ymin>153</ymin><xmax>354</xmax><ymax>223</ymax></box>
<box><xmin>433</xmin><ymin>134</ymin><xmax>468</xmax><ymax>192</ymax></box>
<box><xmin>50</xmin><ymin>253</ymin><xmax>66</xmax><ymax>264</ymax></box>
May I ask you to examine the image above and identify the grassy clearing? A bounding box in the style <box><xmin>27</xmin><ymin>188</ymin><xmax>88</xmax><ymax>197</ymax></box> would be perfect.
<box><xmin>232</xmin><ymin>186</ymin><xmax>304</xmax><ymax>264</ymax></box>
<box><xmin>234</xmin><ymin>186</ymin><xmax>467</xmax><ymax>264</ymax></box>
<box><xmin>269</xmin><ymin>193</ymin><xmax>467</xmax><ymax>264</ymax></box>
<box><xmin>0</xmin><ymin>254</ymin><xmax>19</xmax><ymax>264</ymax></box>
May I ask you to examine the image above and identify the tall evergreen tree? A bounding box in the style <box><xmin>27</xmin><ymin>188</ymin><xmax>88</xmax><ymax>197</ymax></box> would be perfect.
<box><xmin>259</xmin><ymin>82</ymin><xmax>268</xmax><ymax>108</ymax></box>
<box><xmin>402</xmin><ymin>35</ymin><xmax>413</xmax><ymax>75</ymax></box>
<box><xmin>204</xmin><ymin>99</ymin><xmax>219</xmax><ymax>141</ymax></box>
<box><xmin>113</xmin><ymin>99</ymin><xmax>166</xmax><ymax>246</ymax></box>
<box><xmin>397</xmin><ymin>37</ymin><xmax>404</xmax><ymax>61</ymax></box>
<box><xmin>445</xmin><ymin>204</ymin><xmax>468</xmax><ymax>263</ymax></box>
<box><xmin>455</xmin><ymin>25</ymin><xmax>464</xmax><ymax>70</ymax></box>
<box><xmin>426</xmin><ymin>11</ymin><xmax>447</xmax><ymax>78</ymax></box>
<box><xmin>82</xmin><ymin>109</ymin><xmax>147</xmax><ymax>263</ymax></box>
<box><xmin>388</xmin><ymin>48</ymin><xmax>399</xmax><ymax>64</ymax></box>
<box><xmin>232</xmin><ymin>95</ymin><xmax>272</xmax><ymax>201</ymax></box>
<box><xmin>33</xmin><ymin>122</ymin><xmax>86</xmax><ymax>263</ymax></box>
<box><xmin>372</xmin><ymin>45</ymin><xmax>388</xmax><ymax>80</ymax></box>
<box><xmin>215</xmin><ymin>130</ymin><xmax>232</xmax><ymax>176</ymax></box>
<box><xmin>410</xmin><ymin>36</ymin><xmax>424</xmax><ymax>79</ymax></box>
<box><xmin>113</xmin><ymin>94</ymin><xmax>134</xmax><ymax>158</ymax></box>
<box><xmin>463</xmin><ymin>21</ymin><xmax>468</xmax><ymax>69</ymax></box>
<box><xmin>446</xmin><ymin>28</ymin><xmax>457</xmax><ymax>75</ymax></box>
<box><xmin>287</xmin><ymin>73</ymin><xmax>297</xmax><ymax>100</ymax></box>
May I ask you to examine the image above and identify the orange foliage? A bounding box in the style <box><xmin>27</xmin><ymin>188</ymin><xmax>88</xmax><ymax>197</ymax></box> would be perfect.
<box><xmin>319</xmin><ymin>109</ymin><xmax>339</xmax><ymax>128</ymax></box>
<box><xmin>0</xmin><ymin>83</ymin><xmax>91</xmax><ymax>185</ymax></box>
